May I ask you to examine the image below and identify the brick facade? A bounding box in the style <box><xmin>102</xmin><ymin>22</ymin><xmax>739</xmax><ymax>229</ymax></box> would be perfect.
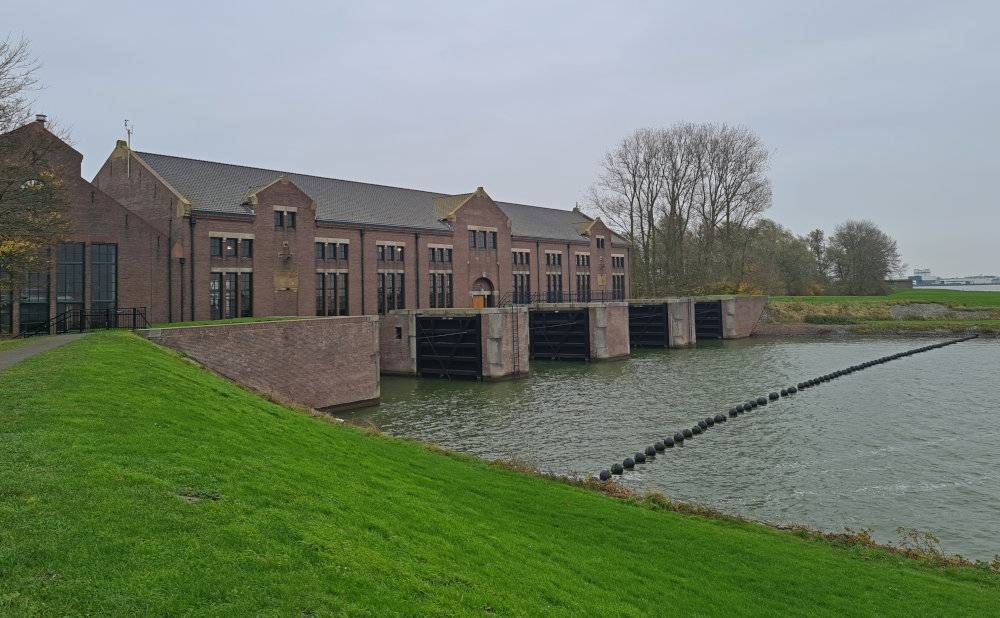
<box><xmin>141</xmin><ymin>316</ymin><xmax>380</xmax><ymax>410</ymax></box>
<box><xmin>1</xmin><ymin>120</ymin><xmax>169</xmax><ymax>336</ymax></box>
<box><xmin>91</xmin><ymin>147</ymin><xmax>632</xmax><ymax>326</ymax></box>
<box><xmin>3</xmin><ymin>122</ymin><xmax>631</xmax><ymax>336</ymax></box>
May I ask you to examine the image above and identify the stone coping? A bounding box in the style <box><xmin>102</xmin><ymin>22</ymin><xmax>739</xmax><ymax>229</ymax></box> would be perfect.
<box><xmin>139</xmin><ymin>315</ymin><xmax>377</xmax><ymax>336</ymax></box>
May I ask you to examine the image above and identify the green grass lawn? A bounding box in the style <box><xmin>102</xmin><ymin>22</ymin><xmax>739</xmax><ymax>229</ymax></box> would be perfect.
<box><xmin>2</xmin><ymin>333</ymin><xmax>998</xmax><ymax>615</ymax></box>
<box><xmin>771</xmin><ymin>289</ymin><xmax>1000</xmax><ymax>307</ymax></box>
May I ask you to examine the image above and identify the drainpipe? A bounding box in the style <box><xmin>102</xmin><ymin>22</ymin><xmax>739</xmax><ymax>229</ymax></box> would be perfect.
<box><xmin>414</xmin><ymin>232</ymin><xmax>420</xmax><ymax>309</ymax></box>
<box><xmin>535</xmin><ymin>240</ymin><xmax>540</xmax><ymax>302</ymax></box>
<box><xmin>360</xmin><ymin>228</ymin><xmax>366</xmax><ymax>315</ymax></box>
<box><xmin>179</xmin><ymin>257</ymin><xmax>186</xmax><ymax>322</ymax></box>
<box><xmin>566</xmin><ymin>241</ymin><xmax>572</xmax><ymax>301</ymax></box>
<box><xmin>189</xmin><ymin>215</ymin><xmax>196</xmax><ymax>320</ymax></box>
<box><xmin>167</xmin><ymin>232</ymin><xmax>173</xmax><ymax>323</ymax></box>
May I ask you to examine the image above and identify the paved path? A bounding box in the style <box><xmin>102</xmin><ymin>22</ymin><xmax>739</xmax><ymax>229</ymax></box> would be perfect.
<box><xmin>0</xmin><ymin>334</ymin><xmax>86</xmax><ymax>372</ymax></box>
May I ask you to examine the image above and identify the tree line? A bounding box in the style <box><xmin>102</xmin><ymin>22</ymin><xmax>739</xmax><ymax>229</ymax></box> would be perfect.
<box><xmin>588</xmin><ymin>123</ymin><xmax>903</xmax><ymax>296</ymax></box>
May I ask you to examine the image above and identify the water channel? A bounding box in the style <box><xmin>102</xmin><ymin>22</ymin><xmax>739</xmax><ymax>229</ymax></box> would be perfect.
<box><xmin>342</xmin><ymin>336</ymin><xmax>1000</xmax><ymax>560</ymax></box>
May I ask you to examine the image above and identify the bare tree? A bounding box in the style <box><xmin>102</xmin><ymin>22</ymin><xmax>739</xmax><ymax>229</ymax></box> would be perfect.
<box><xmin>826</xmin><ymin>220</ymin><xmax>902</xmax><ymax>295</ymax></box>
<box><xmin>1</xmin><ymin>36</ymin><xmax>70</xmax><ymax>299</ymax></box>
<box><xmin>588</xmin><ymin>128</ymin><xmax>666</xmax><ymax>294</ymax></box>
<box><xmin>0</xmin><ymin>37</ymin><xmax>38</xmax><ymax>134</ymax></box>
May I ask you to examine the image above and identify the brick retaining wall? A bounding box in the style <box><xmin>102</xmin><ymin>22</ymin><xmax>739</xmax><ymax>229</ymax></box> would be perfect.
<box><xmin>140</xmin><ymin>316</ymin><xmax>380</xmax><ymax>410</ymax></box>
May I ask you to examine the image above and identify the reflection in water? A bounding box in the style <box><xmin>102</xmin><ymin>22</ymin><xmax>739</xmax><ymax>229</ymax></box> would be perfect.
<box><xmin>343</xmin><ymin>337</ymin><xmax>1000</xmax><ymax>559</ymax></box>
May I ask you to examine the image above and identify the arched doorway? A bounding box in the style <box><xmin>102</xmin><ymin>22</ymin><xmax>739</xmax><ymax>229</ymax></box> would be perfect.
<box><xmin>470</xmin><ymin>277</ymin><xmax>495</xmax><ymax>309</ymax></box>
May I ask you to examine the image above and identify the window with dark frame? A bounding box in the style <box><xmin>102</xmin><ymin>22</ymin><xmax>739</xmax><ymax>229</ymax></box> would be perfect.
<box><xmin>327</xmin><ymin>243</ymin><xmax>337</xmax><ymax>260</ymax></box>
<box><xmin>287</xmin><ymin>211</ymin><xmax>297</xmax><ymax>229</ymax></box>
<box><xmin>90</xmin><ymin>243</ymin><xmax>117</xmax><ymax>315</ymax></box>
<box><xmin>340</xmin><ymin>243</ymin><xmax>349</xmax><ymax>260</ymax></box>
<box><xmin>240</xmin><ymin>239</ymin><xmax>253</xmax><ymax>258</ymax></box>
<box><xmin>209</xmin><ymin>273</ymin><xmax>222</xmax><ymax>320</ymax></box>
<box><xmin>274</xmin><ymin>211</ymin><xmax>284</xmax><ymax>229</ymax></box>
<box><xmin>224</xmin><ymin>238</ymin><xmax>237</xmax><ymax>257</ymax></box>
<box><xmin>210</xmin><ymin>237</ymin><xmax>223</xmax><ymax>257</ymax></box>
<box><xmin>240</xmin><ymin>273</ymin><xmax>253</xmax><ymax>316</ymax></box>
<box><xmin>315</xmin><ymin>242</ymin><xmax>325</xmax><ymax>259</ymax></box>
<box><xmin>469</xmin><ymin>230</ymin><xmax>476</xmax><ymax>248</ymax></box>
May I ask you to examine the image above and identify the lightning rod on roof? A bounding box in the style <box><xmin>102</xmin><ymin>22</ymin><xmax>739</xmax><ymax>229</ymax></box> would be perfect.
<box><xmin>124</xmin><ymin>119</ymin><xmax>133</xmax><ymax>178</ymax></box>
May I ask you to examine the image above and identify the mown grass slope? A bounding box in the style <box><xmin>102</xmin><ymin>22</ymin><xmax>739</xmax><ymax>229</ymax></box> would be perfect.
<box><xmin>771</xmin><ymin>289</ymin><xmax>1000</xmax><ymax>307</ymax></box>
<box><xmin>2</xmin><ymin>333</ymin><xmax>998</xmax><ymax>615</ymax></box>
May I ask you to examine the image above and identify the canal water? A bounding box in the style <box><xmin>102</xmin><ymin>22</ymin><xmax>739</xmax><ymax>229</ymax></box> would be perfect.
<box><xmin>342</xmin><ymin>337</ymin><xmax>1000</xmax><ymax>560</ymax></box>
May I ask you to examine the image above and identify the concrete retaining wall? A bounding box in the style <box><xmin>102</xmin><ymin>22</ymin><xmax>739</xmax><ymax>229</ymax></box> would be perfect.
<box><xmin>722</xmin><ymin>296</ymin><xmax>768</xmax><ymax>339</ymax></box>
<box><xmin>589</xmin><ymin>303</ymin><xmax>630</xmax><ymax>360</ymax></box>
<box><xmin>667</xmin><ymin>299</ymin><xmax>697</xmax><ymax>347</ymax></box>
<box><xmin>140</xmin><ymin>316</ymin><xmax>380</xmax><ymax>411</ymax></box>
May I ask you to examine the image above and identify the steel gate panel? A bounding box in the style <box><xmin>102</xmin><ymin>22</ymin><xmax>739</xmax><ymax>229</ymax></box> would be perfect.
<box><xmin>694</xmin><ymin>301</ymin><xmax>724</xmax><ymax>339</ymax></box>
<box><xmin>529</xmin><ymin>310</ymin><xmax>590</xmax><ymax>361</ymax></box>
<box><xmin>415</xmin><ymin>315</ymin><xmax>483</xmax><ymax>379</ymax></box>
<box><xmin>628</xmin><ymin>304</ymin><xmax>670</xmax><ymax>348</ymax></box>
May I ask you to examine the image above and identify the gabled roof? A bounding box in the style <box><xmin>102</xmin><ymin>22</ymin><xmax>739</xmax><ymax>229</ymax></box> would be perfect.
<box><xmin>130</xmin><ymin>151</ymin><xmax>625</xmax><ymax>244</ymax></box>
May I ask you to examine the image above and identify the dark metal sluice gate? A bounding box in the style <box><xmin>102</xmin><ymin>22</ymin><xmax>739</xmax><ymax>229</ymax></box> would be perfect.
<box><xmin>415</xmin><ymin>315</ymin><xmax>483</xmax><ymax>379</ymax></box>
<box><xmin>628</xmin><ymin>304</ymin><xmax>670</xmax><ymax>348</ymax></box>
<box><xmin>529</xmin><ymin>309</ymin><xmax>590</xmax><ymax>361</ymax></box>
<box><xmin>694</xmin><ymin>301</ymin><xmax>723</xmax><ymax>339</ymax></box>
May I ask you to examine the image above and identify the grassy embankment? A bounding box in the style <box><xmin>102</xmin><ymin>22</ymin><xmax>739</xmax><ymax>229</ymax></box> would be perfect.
<box><xmin>2</xmin><ymin>332</ymin><xmax>999</xmax><ymax>615</ymax></box>
<box><xmin>768</xmin><ymin>289</ymin><xmax>1000</xmax><ymax>334</ymax></box>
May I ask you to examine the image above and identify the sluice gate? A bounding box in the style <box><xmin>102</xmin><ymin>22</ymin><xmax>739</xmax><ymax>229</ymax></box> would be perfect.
<box><xmin>694</xmin><ymin>301</ymin><xmax>724</xmax><ymax>340</ymax></box>
<box><xmin>529</xmin><ymin>309</ymin><xmax>591</xmax><ymax>361</ymax></box>
<box><xmin>415</xmin><ymin>315</ymin><xmax>483</xmax><ymax>379</ymax></box>
<box><xmin>628</xmin><ymin>303</ymin><xmax>670</xmax><ymax>348</ymax></box>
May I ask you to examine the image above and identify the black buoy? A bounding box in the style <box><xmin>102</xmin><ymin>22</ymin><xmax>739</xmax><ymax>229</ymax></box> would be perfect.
<box><xmin>645</xmin><ymin>446</ymin><xmax>657</xmax><ymax>457</ymax></box>
<box><xmin>746</xmin><ymin>400</ymin><xmax>756</xmax><ymax>409</ymax></box>
<box><xmin>665</xmin><ymin>436</ymin><xmax>675</xmax><ymax>447</ymax></box>
<box><xmin>698</xmin><ymin>420</ymin><xmax>708</xmax><ymax>429</ymax></box>
<box><xmin>674</xmin><ymin>432</ymin><xmax>685</xmax><ymax>443</ymax></box>
<box><xmin>611</xmin><ymin>463</ymin><xmax>624</xmax><ymax>475</ymax></box>
<box><xmin>780</xmin><ymin>389</ymin><xmax>788</xmax><ymax>397</ymax></box>
<box><xmin>729</xmin><ymin>408</ymin><xmax>739</xmax><ymax>418</ymax></box>
<box><xmin>654</xmin><ymin>441</ymin><xmax>665</xmax><ymax>452</ymax></box>
<box><xmin>757</xmin><ymin>396</ymin><xmax>768</xmax><ymax>406</ymax></box>
<box><xmin>736</xmin><ymin>403</ymin><xmax>745</xmax><ymax>412</ymax></box>
<box><xmin>705</xmin><ymin>417</ymin><xmax>715</xmax><ymax>427</ymax></box>
<box><xmin>714</xmin><ymin>414</ymin><xmax>726</xmax><ymax>423</ymax></box>
<box><xmin>599</xmin><ymin>469</ymin><xmax>611</xmax><ymax>481</ymax></box>
<box><xmin>623</xmin><ymin>457</ymin><xmax>635</xmax><ymax>469</ymax></box>
<box><xmin>692</xmin><ymin>425</ymin><xmax>703</xmax><ymax>435</ymax></box>
<box><xmin>788</xmin><ymin>386</ymin><xmax>797</xmax><ymax>394</ymax></box>
<box><xmin>769</xmin><ymin>392</ymin><xmax>779</xmax><ymax>400</ymax></box>
<box><xmin>635</xmin><ymin>451</ymin><xmax>647</xmax><ymax>463</ymax></box>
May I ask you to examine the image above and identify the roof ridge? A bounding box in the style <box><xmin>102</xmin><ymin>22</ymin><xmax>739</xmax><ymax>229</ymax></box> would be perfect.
<box><xmin>136</xmin><ymin>150</ymin><xmax>458</xmax><ymax>200</ymax></box>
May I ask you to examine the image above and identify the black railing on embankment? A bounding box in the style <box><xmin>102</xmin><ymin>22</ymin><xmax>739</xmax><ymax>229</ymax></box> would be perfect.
<box><xmin>19</xmin><ymin>307</ymin><xmax>150</xmax><ymax>337</ymax></box>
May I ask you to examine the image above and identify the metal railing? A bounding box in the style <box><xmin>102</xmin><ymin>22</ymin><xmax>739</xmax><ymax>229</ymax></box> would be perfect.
<box><xmin>20</xmin><ymin>307</ymin><xmax>150</xmax><ymax>337</ymax></box>
<box><xmin>504</xmin><ymin>291</ymin><xmax>627</xmax><ymax>306</ymax></box>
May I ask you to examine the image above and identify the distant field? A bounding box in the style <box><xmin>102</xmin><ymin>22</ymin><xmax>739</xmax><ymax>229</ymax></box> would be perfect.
<box><xmin>770</xmin><ymin>289</ymin><xmax>1000</xmax><ymax>307</ymax></box>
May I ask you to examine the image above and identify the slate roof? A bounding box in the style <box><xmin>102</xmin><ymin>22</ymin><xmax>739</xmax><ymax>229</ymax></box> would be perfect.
<box><xmin>134</xmin><ymin>152</ymin><xmax>623</xmax><ymax>244</ymax></box>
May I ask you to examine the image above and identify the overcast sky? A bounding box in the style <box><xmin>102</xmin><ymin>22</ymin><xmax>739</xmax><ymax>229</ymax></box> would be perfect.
<box><xmin>9</xmin><ymin>1</ymin><xmax>998</xmax><ymax>275</ymax></box>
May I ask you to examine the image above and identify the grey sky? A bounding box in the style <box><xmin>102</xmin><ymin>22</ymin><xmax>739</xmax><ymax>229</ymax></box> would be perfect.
<box><xmin>9</xmin><ymin>1</ymin><xmax>998</xmax><ymax>275</ymax></box>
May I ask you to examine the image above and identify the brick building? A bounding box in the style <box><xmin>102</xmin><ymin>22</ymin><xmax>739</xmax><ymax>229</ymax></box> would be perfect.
<box><xmin>1</xmin><ymin>118</ymin><xmax>168</xmax><ymax>336</ymax></box>
<box><xmin>2</xmin><ymin>118</ymin><xmax>630</xmax><ymax>334</ymax></box>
